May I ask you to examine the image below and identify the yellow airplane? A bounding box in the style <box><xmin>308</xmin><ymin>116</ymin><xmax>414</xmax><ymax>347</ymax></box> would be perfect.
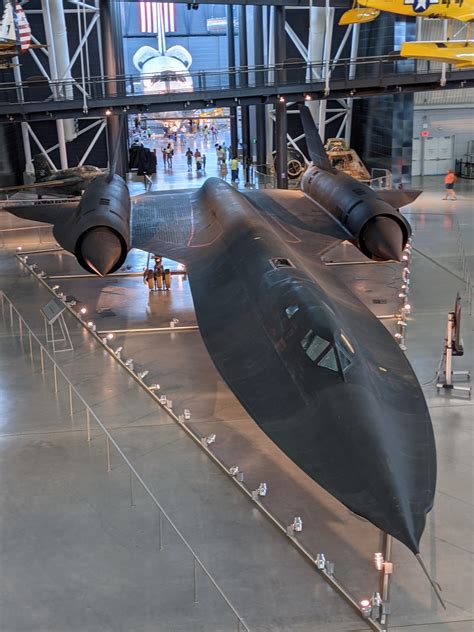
<box><xmin>340</xmin><ymin>0</ymin><xmax>473</xmax><ymax>66</ymax></box>
<box><xmin>340</xmin><ymin>0</ymin><xmax>474</xmax><ymax>25</ymax></box>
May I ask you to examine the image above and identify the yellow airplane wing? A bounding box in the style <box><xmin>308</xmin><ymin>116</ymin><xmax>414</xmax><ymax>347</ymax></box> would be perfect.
<box><xmin>339</xmin><ymin>7</ymin><xmax>380</xmax><ymax>25</ymax></box>
<box><xmin>401</xmin><ymin>40</ymin><xmax>474</xmax><ymax>67</ymax></box>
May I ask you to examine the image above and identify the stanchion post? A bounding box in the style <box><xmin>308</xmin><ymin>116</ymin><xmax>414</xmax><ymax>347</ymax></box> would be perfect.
<box><xmin>86</xmin><ymin>407</ymin><xmax>91</xmax><ymax>441</ymax></box>
<box><xmin>53</xmin><ymin>364</ymin><xmax>58</xmax><ymax>393</ymax></box>
<box><xmin>69</xmin><ymin>383</ymin><xmax>74</xmax><ymax>418</ymax></box>
<box><xmin>28</xmin><ymin>331</ymin><xmax>33</xmax><ymax>360</ymax></box>
<box><xmin>18</xmin><ymin>314</ymin><xmax>23</xmax><ymax>339</ymax></box>
<box><xmin>129</xmin><ymin>470</ymin><xmax>135</xmax><ymax>507</ymax></box>
<box><xmin>9</xmin><ymin>303</ymin><xmax>13</xmax><ymax>328</ymax></box>
<box><xmin>379</xmin><ymin>532</ymin><xmax>392</xmax><ymax>627</ymax></box>
<box><xmin>1</xmin><ymin>292</ymin><xmax>4</xmax><ymax>320</ymax></box>
<box><xmin>40</xmin><ymin>346</ymin><xmax>45</xmax><ymax>374</ymax></box>
<box><xmin>193</xmin><ymin>557</ymin><xmax>198</xmax><ymax>603</ymax></box>
<box><xmin>106</xmin><ymin>436</ymin><xmax>111</xmax><ymax>472</ymax></box>
<box><xmin>158</xmin><ymin>509</ymin><xmax>163</xmax><ymax>551</ymax></box>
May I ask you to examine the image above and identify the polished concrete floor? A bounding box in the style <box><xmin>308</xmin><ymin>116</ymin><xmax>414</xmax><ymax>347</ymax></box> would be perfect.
<box><xmin>0</xmin><ymin>171</ymin><xmax>472</xmax><ymax>632</ymax></box>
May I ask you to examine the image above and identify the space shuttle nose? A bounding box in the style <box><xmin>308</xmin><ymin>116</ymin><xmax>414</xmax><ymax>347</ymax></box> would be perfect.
<box><xmin>362</xmin><ymin>216</ymin><xmax>404</xmax><ymax>261</ymax></box>
<box><xmin>80</xmin><ymin>227</ymin><xmax>123</xmax><ymax>276</ymax></box>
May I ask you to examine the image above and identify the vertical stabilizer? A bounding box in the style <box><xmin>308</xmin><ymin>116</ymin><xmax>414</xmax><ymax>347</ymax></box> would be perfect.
<box><xmin>298</xmin><ymin>105</ymin><xmax>335</xmax><ymax>172</ymax></box>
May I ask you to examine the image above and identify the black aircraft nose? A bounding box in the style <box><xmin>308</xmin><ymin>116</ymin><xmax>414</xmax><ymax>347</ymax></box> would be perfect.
<box><xmin>362</xmin><ymin>216</ymin><xmax>404</xmax><ymax>261</ymax></box>
<box><xmin>80</xmin><ymin>227</ymin><xmax>123</xmax><ymax>276</ymax></box>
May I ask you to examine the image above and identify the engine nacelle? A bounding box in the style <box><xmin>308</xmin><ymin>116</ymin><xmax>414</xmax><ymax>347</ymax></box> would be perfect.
<box><xmin>54</xmin><ymin>174</ymin><xmax>131</xmax><ymax>275</ymax></box>
<box><xmin>302</xmin><ymin>168</ymin><xmax>411</xmax><ymax>261</ymax></box>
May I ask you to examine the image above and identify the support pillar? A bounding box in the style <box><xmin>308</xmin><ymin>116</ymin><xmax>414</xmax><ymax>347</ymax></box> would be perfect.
<box><xmin>253</xmin><ymin>6</ymin><xmax>266</xmax><ymax>171</ymax></box>
<box><xmin>99</xmin><ymin>0</ymin><xmax>128</xmax><ymax>178</ymax></box>
<box><xmin>48</xmin><ymin>0</ymin><xmax>76</xmax><ymax>143</ymax></box>
<box><xmin>227</xmin><ymin>5</ymin><xmax>238</xmax><ymax>157</ymax></box>
<box><xmin>41</xmin><ymin>0</ymin><xmax>68</xmax><ymax>169</ymax></box>
<box><xmin>265</xmin><ymin>7</ymin><xmax>275</xmax><ymax>168</ymax></box>
<box><xmin>345</xmin><ymin>23</ymin><xmax>360</xmax><ymax>146</ymax></box>
<box><xmin>275</xmin><ymin>5</ymin><xmax>287</xmax><ymax>189</ymax></box>
<box><xmin>239</xmin><ymin>5</ymin><xmax>251</xmax><ymax>184</ymax></box>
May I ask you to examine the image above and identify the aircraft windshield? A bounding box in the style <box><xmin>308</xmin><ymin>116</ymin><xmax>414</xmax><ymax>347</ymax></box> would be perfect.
<box><xmin>301</xmin><ymin>329</ymin><xmax>331</xmax><ymax>362</ymax></box>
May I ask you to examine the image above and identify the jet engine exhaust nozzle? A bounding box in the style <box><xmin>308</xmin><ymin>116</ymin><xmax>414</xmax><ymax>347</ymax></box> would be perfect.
<box><xmin>78</xmin><ymin>226</ymin><xmax>125</xmax><ymax>276</ymax></box>
<box><xmin>360</xmin><ymin>215</ymin><xmax>405</xmax><ymax>262</ymax></box>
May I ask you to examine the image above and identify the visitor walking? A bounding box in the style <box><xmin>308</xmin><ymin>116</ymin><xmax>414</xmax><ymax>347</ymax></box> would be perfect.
<box><xmin>185</xmin><ymin>147</ymin><xmax>193</xmax><ymax>171</ymax></box>
<box><xmin>165</xmin><ymin>143</ymin><xmax>173</xmax><ymax>168</ymax></box>
<box><xmin>442</xmin><ymin>169</ymin><xmax>457</xmax><ymax>200</ymax></box>
<box><xmin>231</xmin><ymin>157</ymin><xmax>239</xmax><ymax>184</ymax></box>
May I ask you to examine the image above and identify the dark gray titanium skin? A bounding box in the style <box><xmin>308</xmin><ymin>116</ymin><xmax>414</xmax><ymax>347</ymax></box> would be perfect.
<box><xmin>132</xmin><ymin>179</ymin><xmax>435</xmax><ymax>555</ymax></box>
<box><xmin>5</xmin><ymin>167</ymin><xmax>435</xmax><ymax>556</ymax></box>
<box><xmin>55</xmin><ymin>173</ymin><xmax>131</xmax><ymax>276</ymax></box>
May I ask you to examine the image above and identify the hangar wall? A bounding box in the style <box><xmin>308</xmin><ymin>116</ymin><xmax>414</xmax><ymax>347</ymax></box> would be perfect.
<box><xmin>412</xmin><ymin>103</ymin><xmax>474</xmax><ymax>176</ymax></box>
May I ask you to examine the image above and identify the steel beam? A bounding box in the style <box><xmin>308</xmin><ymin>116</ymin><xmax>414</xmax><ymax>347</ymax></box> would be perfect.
<box><xmin>227</xmin><ymin>5</ymin><xmax>238</xmax><ymax>157</ymax></box>
<box><xmin>253</xmin><ymin>7</ymin><xmax>266</xmax><ymax>172</ymax></box>
<box><xmin>239</xmin><ymin>5</ymin><xmax>251</xmax><ymax>184</ymax></box>
<box><xmin>99</xmin><ymin>0</ymin><xmax>128</xmax><ymax>178</ymax></box>
<box><xmin>275</xmin><ymin>6</ymin><xmax>287</xmax><ymax>189</ymax></box>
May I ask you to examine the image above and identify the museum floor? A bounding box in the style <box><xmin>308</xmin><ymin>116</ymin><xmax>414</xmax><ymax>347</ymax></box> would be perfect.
<box><xmin>0</xmin><ymin>171</ymin><xmax>472</xmax><ymax>632</ymax></box>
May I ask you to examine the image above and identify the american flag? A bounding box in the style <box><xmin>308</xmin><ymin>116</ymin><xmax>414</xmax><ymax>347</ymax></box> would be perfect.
<box><xmin>138</xmin><ymin>2</ymin><xmax>176</xmax><ymax>33</ymax></box>
<box><xmin>14</xmin><ymin>3</ymin><xmax>31</xmax><ymax>52</ymax></box>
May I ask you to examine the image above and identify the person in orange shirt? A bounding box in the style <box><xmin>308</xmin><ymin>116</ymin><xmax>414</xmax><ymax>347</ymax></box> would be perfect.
<box><xmin>443</xmin><ymin>169</ymin><xmax>457</xmax><ymax>200</ymax></box>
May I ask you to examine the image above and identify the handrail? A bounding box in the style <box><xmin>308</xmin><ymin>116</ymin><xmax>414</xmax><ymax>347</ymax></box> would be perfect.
<box><xmin>0</xmin><ymin>290</ymin><xmax>250</xmax><ymax>632</ymax></box>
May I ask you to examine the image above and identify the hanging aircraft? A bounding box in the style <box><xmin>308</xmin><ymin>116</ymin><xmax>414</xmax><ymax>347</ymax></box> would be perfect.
<box><xmin>0</xmin><ymin>155</ymin><xmax>105</xmax><ymax>198</ymax></box>
<box><xmin>2</xmin><ymin>107</ymin><xmax>442</xmax><ymax>601</ymax></box>
<box><xmin>0</xmin><ymin>1</ymin><xmax>43</xmax><ymax>69</ymax></box>
<box><xmin>339</xmin><ymin>0</ymin><xmax>474</xmax><ymax>66</ymax></box>
<box><xmin>339</xmin><ymin>0</ymin><xmax>474</xmax><ymax>25</ymax></box>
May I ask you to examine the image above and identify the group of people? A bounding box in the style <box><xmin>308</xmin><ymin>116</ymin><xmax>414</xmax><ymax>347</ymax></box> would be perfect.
<box><xmin>161</xmin><ymin>143</ymin><xmax>174</xmax><ymax>168</ymax></box>
<box><xmin>185</xmin><ymin>147</ymin><xmax>207</xmax><ymax>172</ymax></box>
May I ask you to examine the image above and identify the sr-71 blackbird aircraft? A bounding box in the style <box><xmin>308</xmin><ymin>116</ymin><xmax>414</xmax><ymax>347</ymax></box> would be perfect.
<box><xmin>5</xmin><ymin>106</ymin><xmax>439</xmax><ymax>595</ymax></box>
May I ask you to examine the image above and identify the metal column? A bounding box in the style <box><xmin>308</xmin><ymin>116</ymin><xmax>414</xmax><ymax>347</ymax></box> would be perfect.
<box><xmin>275</xmin><ymin>5</ymin><xmax>287</xmax><ymax>189</ymax></box>
<box><xmin>99</xmin><ymin>0</ymin><xmax>128</xmax><ymax>178</ymax></box>
<box><xmin>344</xmin><ymin>23</ymin><xmax>360</xmax><ymax>145</ymax></box>
<box><xmin>48</xmin><ymin>0</ymin><xmax>76</xmax><ymax>143</ymax></box>
<box><xmin>239</xmin><ymin>5</ymin><xmax>251</xmax><ymax>184</ymax></box>
<box><xmin>227</xmin><ymin>5</ymin><xmax>238</xmax><ymax>158</ymax></box>
<box><xmin>254</xmin><ymin>6</ymin><xmax>266</xmax><ymax>172</ymax></box>
<box><xmin>41</xmin><ymin>0</ymin><xmax>69</xmax><ymax>169</ymax></box>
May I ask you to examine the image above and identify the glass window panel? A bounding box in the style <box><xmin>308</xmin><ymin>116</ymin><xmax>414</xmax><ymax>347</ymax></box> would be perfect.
<box><xmin>301</xmin><ymin>329</ymin><xmax>314</xmax><ymax>351</ymax></box>
<box><xmin>337</xmin><ymin>347</ymin><xmax>352</xmax><ymax>371</ymax></box>
<box><xmin>286</xmin><ymin>305</ymin><xmax>299</xmax><ymax>319</ymax></box>
<box><xmin>318</xmin><ymin>347</ymin><xmax>339</xmax><ymax>372</ymax></box>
